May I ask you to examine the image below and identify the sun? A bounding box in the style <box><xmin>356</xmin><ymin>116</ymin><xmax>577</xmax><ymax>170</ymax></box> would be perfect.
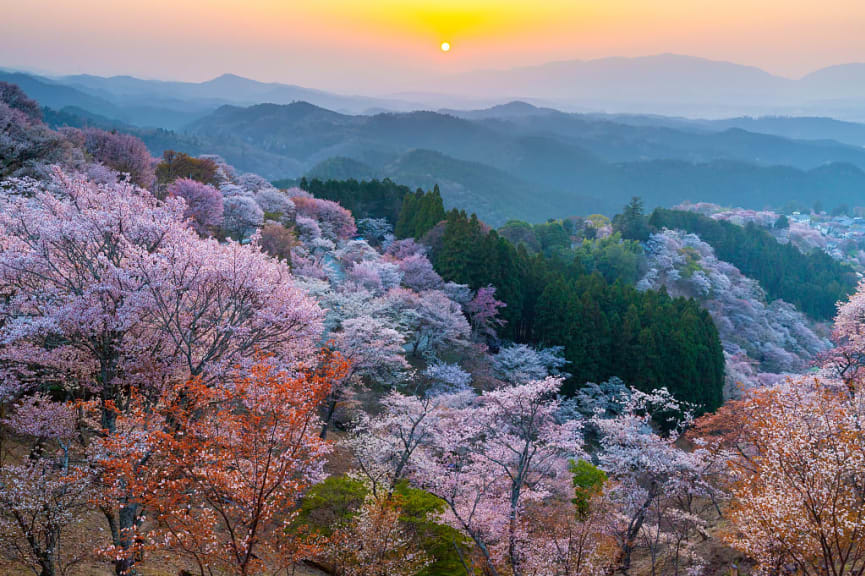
<box><xmin>440</xmin><ymin>41</ymin><xmax>451</xmax><ymax>53</ymax></box>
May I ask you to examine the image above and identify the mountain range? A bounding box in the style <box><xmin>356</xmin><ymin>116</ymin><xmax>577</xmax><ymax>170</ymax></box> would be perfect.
<box><xmin>92</xmin><ymin>99</ymin><xmax>865</xmax><ymax>225</ymax></box>
<box><xmin>7</xmin><ymin>56</ymin><xmax>865</xmax><ymax>224</ymax></box>
<box><xmin>6</xmin><ymin>53</ymin><xmax>865</xmax><ymax>126</ymax></box>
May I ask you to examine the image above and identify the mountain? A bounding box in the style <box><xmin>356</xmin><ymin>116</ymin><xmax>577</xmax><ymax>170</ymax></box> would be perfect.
<box><xmin>0</xmin><ymin>70</ymin><xmax>422</xmax><ymax>129</ymax></box>
<box><xmin>440</xmin><ymin>54</ymin><xmax>794</xmax><ymax>115</ymax></box>
<box><xmin>170</xmin><ymin>100</ymin><xmax>865</xmax><ymax>224</ymax></box>
<box><xmin>433</xmin><ymin>54</ymin><xmax>865</xmax><ymax>120</ymax></box>
<box><xmin>0</xmin><ymin>71</ymin><xmax>119</xmax><ymax>115</ymax></box>
<box><xmin>61</xmin><ymin>72</ymin><xmax>418</xmax><ymax>116</ymax></box>
<box><xmin>800</xmin><ymin>63</ymin><xmax>865</xmax><ymax>100</ymax></box>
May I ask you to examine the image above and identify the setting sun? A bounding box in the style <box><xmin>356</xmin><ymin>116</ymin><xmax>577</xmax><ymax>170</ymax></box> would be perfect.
<box><xmin>440</xmin><ymin>41</ymin><xmax>451</xmax><ymax>52</ymax></box>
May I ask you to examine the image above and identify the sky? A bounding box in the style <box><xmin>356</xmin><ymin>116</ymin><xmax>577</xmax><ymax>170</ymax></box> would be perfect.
<box><xmin>2</xmin><ymin>0</ymin><xmax>863</xmax><ymax>94</ymax></box>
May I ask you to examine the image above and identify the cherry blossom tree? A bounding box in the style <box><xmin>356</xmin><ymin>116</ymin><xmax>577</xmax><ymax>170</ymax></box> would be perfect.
<box><xmin>77</xmin><ymin>128</ymin><xmax>155</xmax><ymax>189</ymax></box>
<box><xmin>322</xmin><ymin>317</ymin><xmax>410</xmax><ymax>438</ymax></box>
<box><xmin>258</xmin><ymin>221</ymin><xmax>297</xmax><ymax>262</ymax></box>
<box><xmin>0</xmin><ymin>396</ymin><xmax>91</xmax><ymax>576</ymax></box>
<box><xmin>0</xmin><ymin>100</ymin><xmax>84</xmax><ymax>179</ymax></box>
<box><xmin>293</xmin><ymin>196</ymin><xmax>356</xmax><ymax>241</ymax></box>
<box><xmin>492</xmin><ymin>344</ymin><xmax>568</xmax><ymax>383</ymax></box>
<box><xmin>723</xmin><ymin>378</ymin><xmax>865</xmax><ymax>576</ymax></box>
<box><xmin>330</xmin><ymin>493</ymin><xmax>430</xmax><ymax>576</ymax></box>
<box><xmin>346</xmin><ymin>391</ymin><xmax>449</xmax><ymax>491</ymax></box>
<box><xmin>347</xmin><ymin>260</ymin><xmax>402</xmax><ymax>295</ymax></box>
<box><xmin>254</xmin><ymin>187</ymin><xmax>295</xmax><ymax>223</ymax></box>
<box><xmin>424</xmin><ymin>361</ymin><xmax>472</xmax><ymax>396</ymax></box>
<box><xmin>222</xmin><ymin>194</ymin><xmax>264</xmax><ymax>240</ymax></box>
<box><xmin>593</xmin><ymin>388</ymin><xmax>721</xmax><ymax>575</ymax></box>
<box><xmin>0</xmin><ymin>82</ymin><xmax>42</xmax><ymax>121</ymax></box>
<box><xmin>166</xmin><ymin>177</ymin><xmax>223</xmax><ymax>236</ymax></box>
<box><xmin>0</xmin><ymin>169</ymin><xmax>323</xmax><ymax>574</ymax></box>
<box><xmin>133</xmin><ymin>234</ymin><xmax>323</xmax><ymax>383</ymax></box>
<box><xmin>389</xmin><ymin>253</ymin><xmax>443</xmax><ymax>292</ymax></box>
<box><xmin>465</xmin><ymin>285</ymin><xmax>506</xmax><ymax>340</ymax></box>
<box><xmin>824</xmin><ymin>279</ymin><xmax>865</xmax><ymax>386</ymax></box>
<box><xmin>382</xmin><ymin>288</ymin><xmax>470</xmax><ymax>359</ymax></box>
<box><xmin>408</xmin><ymin>378</ymin><xmax>584</xmax><ymax>576</ymax></box>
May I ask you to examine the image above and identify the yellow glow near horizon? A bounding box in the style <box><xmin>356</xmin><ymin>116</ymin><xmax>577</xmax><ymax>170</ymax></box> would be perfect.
<box><xmin>2</xmin><ymin>0</ymin><xmax>865</xmax><ymax>88</ymax></box>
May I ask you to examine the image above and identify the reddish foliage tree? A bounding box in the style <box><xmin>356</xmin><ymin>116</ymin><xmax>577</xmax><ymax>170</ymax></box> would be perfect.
<box><xmin>139</xmin><ymin>355</ymin><xmax>348</xmax><ymax>576</ymax></box>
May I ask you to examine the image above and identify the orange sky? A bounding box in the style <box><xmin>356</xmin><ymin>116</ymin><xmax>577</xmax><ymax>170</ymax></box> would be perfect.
<box><xmin>1</xmin><ymin>0</ymin><xmax>863</xmax><ymax>92</ymax></box>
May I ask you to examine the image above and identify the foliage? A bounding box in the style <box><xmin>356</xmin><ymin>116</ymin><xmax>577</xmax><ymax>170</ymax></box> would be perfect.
<box><xmin>650</xmin><ymin>208</ymin><xmax>857</xmax><ymax>319</ymax></box>
<box><xmin>612</xmin><ymin>196</ymin><xmax>651</xmax><ymax>242</ymax></box>
<box><xmin>155</xmin><ymin>149</ymin><xmax>219</xmax><ymax>190</ymax></box>
<box><xmin>258</xmin><ymin>221</ymin><xmax>297</xmax><ymax>263</ymax></box>
<box><xmin>395</xmin><ymin>186</ymin><xmax>446</xmax><ymax>239</ymax></box>
<box><xmin>425</xmin><ymin>208</ymin><xmax>724</xmax><ymax>410</ymax></box>
<box><xmin>297</xmin><ymin>475</ymin><xmax>369</xmax><ymax>537</ymax></box>
<box><xmin>572</xmin><ymin>233</ymin><xmax>645</xmax><ymax>285</ymax></box>
<box><xmin>141</xmin><ymin>358</ymin><xmax>343</xmax><ymax>576</ymax></box>
<box><xmin>0</xmin><ymin>168</ymin><xmax>323</xmax><ymax>574</ymax></box>
<box><xmin>293</xmin><ymin>195</ymin><xmax>357</xmax><ymax>240</ymax></box>
<box><xmin>639</xmin><ymin>229</ymin><xmax>828</xmax><ymax>392</ymax></box>
<box><xmin>298</xmin><ymin>177</ymin><xmax>411</xmax><ymax>223</ymax></box>
<box><xmin>722</xmin><ymin>379</ymin><xmax>865</xmax><ymax>576</ymax></box>
<box><xmin>406</xmin><ymin>377</ymin><xmax>584</xmax><ymax>576</ymax></box>
<box><xmin>1</xmin><ymin>97</ymin><xmax>85</xmax><ymax>179</ymax></box>
<box><xmin>222</xmin><ymin>194</ymin><xmax>264</xmax><ymax>240</ymax></box>
<box><xmin>75</xmin><ymin>127</ymin><xmax>156</xmax><ymax>189</ymax></box>
<box><xmin>570</xmin><ymin>459</ymin><xmax>607</xmax><ymax>521</ymax></box>
<box><xmin>594</xmin><ymin>388</ymin><xmax>724</xmax><ymax>575</ymax></box>
<box><xmin>166</xmin><ymin>177</ymin><xmax>223</xmax><ymax>235</ymax></box>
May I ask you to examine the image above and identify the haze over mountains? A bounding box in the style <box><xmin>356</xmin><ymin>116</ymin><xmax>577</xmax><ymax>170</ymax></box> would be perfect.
<box><xmin>8</xmin><ymin>54</ymin><xmax>865</xmax><ymax>123</ymax></box>
<box><xmin>6</xmin><ymin>53</ymin><xmax>865</xmax><ymax>225</ymax></box>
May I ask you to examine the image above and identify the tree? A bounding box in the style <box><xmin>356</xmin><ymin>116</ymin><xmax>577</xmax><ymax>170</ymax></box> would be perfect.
<box><xmin>141</xmin><ymin>357</ymin><xmax>344</xmax><ymax>576</ymax></box>
<box><xmin>155</xmin><ymin>150</ymin><xmax>219</xmax><ymax>191</ymax></box>
<box><xmin>0</xmin><ymin>170</ymin><xmax>323</xmax><ymax>574</ymax></box>
<box><xmin>824</xmin><ymin>279</ymin><xmax>865</xmax><ymax>386</ymax></box>
<box><xmin>77</xmin><ymin>128</ymin><xmax>155</xmax><ymax>189</ymax></box>
<box><xmin>492</xmin><ymin>344</ymin><xmax>568</xmax><ymax>384</ymax></box>
<box><xmin>409</xmin><ymin>378</ymin><xmax>584</xmax><ymax>576</ymax></box>
<box><xmin>382</xmin><ymin>288</ymin><xmax>470</xmax><ymax>359</ymax></box>
<box><xmin>465</xmin><ymin>285</ymin><xmax>506</xmax><ymax>341</ymax></box>
<box><xmin>723</xmin><ymin>378</ymin><xmax>865</xmax><ymax>576</ymax></box>
<box><xmin>0</xmin><ymin>396</ymin><xmax>92</xmax><ymax>576</ymax></box>
<box><xmin>293</xmin><ymin>196</ymin><xmax>357</xmax><ymax>241</ymax></box>
<box><xmin>259</xmin><ymin>221</ymin><xmax>298</xmax><ymax>263</ymax></box>
<box><xmin>612</xmin><ymin>197</ymin><xmax>651</xmax><ymax>242</ymax></box>
<box><xmin>0</xmin><ymin>99</ymin><xmax>84</xmax><ymax>179</ymax></box>
<box><xmin>0</xmin><ymin>82</ymin><xmax>42</xmax><ymax>121</ymax></box>
<box><xmin>322</xmin><ymin>317</ymin><xmax>409</xmax><ymax>438</ymax></box>
<box><xmin>774</xmin><ymin>214</ymin><xmax>789</xmax><ymax>229</ymax></box>
<box><xmin>395</xmin><ymin>188</ymin><xmax>445</xmax><ymax>239</ymax></box>
<box><xmin>593</xmin><ymin>388</ymin><xmax>721</xmax><ymax>575</ymax></box>
<box><xmin>330</xmin><ymin>493</ymin><xmax>431</xmax><ymax>576</ymax></box>
<box><xmin>254</xmin><ymin>187</ymin><xmax>295</xmax><ymax>223</ymax></box>
<box><xmin>347</xmin><ymin>391</ymin><xmax>446</xmax><ymax>490</ymax></box>
<box><xmin>222</xmin><ymin>194</ymin><xmax>264</xmax><ymax>240</ymax></box>
<box><xmin>166</xmin><ymin>177</ymin><xmax>223</xmax><ymax>236</ymax></box>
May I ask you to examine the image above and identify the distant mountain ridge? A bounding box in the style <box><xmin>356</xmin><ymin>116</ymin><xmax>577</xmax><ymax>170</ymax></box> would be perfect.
<box><xmin>163</xmin><ymin>100</ymin><xmax>865</xmax><ymax>224</ymax></box>
<box><xmin>438</xmin><ymin>54</ymin><xmax>865</xmax><ymax>120</ymax></box>
<box><xmin>7</xmin><ymin>53</ymin><xmax>865</xmax><ymax>125</ymax></box>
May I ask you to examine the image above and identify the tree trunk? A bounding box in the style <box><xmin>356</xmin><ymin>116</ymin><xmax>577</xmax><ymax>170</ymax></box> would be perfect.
<box><xmin>320</xmin><ymin>395</ymin><xmax>338</xmax><ymax>440</ymax></box>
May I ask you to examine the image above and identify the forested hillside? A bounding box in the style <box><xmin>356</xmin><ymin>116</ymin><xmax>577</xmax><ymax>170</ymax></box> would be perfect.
<box><xmin>392</xmin><ymin>191</ymin><xmax>725</xmax><ymax>410</ymax></box>
<box><xmin>38</xmin><ymin>94</ymin><xmax>865</xmax><ymax>225</ymax></box>
<box><xmin>5</xmin><ymin>79</ymin><xmax>865</xmax><ymax>576</ymax></box>
<box><xmin>650</xmin><ymin>208</ymin><xmax>857</xmax><ymax>319</ymax></box>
